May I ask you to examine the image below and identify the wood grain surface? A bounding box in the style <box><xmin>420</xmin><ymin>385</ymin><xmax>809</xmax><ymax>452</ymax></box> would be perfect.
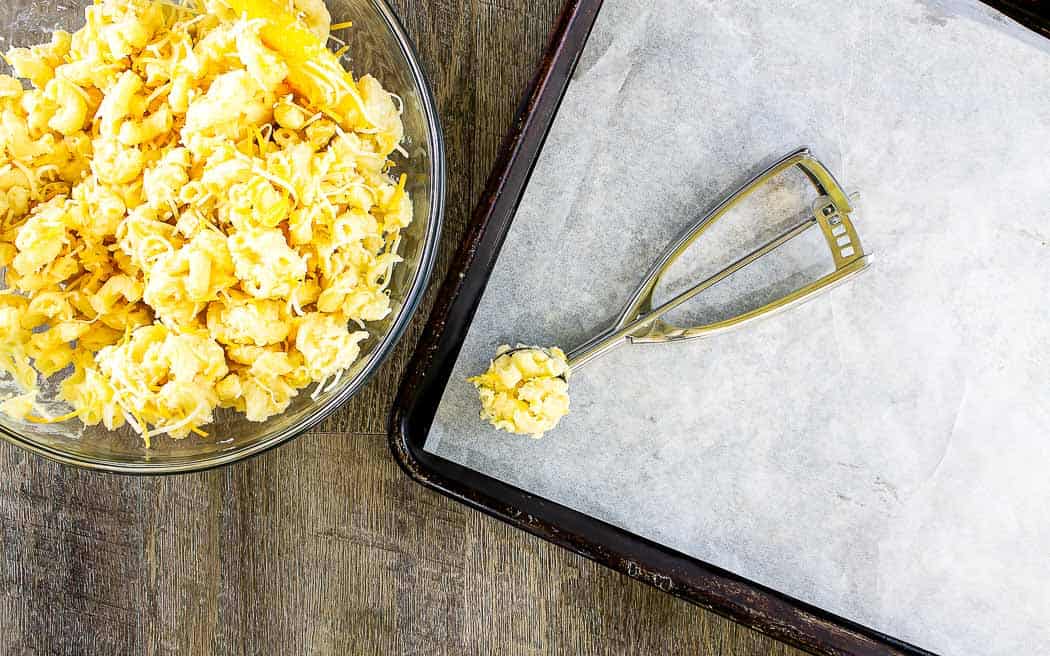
<box><xmin>0</xmin><ymin>1</ymin><xmax>810</xmax><ymax>654</ymax></box>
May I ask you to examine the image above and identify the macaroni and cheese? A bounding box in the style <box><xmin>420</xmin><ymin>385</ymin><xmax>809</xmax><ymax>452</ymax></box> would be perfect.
<box><xmin>468</xmin><ymin>346</ymin><xmax>571</xmax><ymax>438</ymax></box>
<box><xmin>0</xmin><ymin>0</ymin><xmax>411</xmax><ymax>444</ymax></box>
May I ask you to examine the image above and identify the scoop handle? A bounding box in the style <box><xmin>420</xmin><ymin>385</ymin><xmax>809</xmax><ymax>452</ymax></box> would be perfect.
<box><xmin>566</xmin><ymin>148</ymin><xmax>871</xmax><ymax>371</ymax></box>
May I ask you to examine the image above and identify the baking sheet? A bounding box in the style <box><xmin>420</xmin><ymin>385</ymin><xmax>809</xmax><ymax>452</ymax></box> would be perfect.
<box><xmin>424</xmin><ymin>1</ymin><xmax>1050</xmax><ymax>653</ymax></box>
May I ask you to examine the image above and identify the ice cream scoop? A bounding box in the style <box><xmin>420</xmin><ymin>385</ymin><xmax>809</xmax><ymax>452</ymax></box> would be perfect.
<box><xmin>470</xmin><ymin>148</ymin><xmax>872</xmax><ymax>438</ymax></box>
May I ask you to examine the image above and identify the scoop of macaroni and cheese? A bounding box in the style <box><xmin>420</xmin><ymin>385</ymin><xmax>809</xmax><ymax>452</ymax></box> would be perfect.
<box><xmin>468</xmin><ymin>346</ymin><xmax>571</xmax><ymax>438</ymax></box>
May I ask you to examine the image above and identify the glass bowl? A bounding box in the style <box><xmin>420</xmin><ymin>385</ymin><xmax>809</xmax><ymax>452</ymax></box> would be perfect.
<box><xmin>0</xmin><ymin>0</ymin><xmax>445</xmax><ymax>473</ymax></box>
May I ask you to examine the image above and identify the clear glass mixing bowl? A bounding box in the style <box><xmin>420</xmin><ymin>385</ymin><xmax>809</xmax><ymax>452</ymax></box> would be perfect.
<box><xmin>0</xmin><ymin>0</ymin><xmax>445</xmax><ymax>473</ymax></box>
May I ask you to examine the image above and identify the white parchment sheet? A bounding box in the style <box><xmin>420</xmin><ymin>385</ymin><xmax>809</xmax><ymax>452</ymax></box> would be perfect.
<box><xmin>425</xmin><ymin>1</ymin><xmax>1050</xmax><ymax>652</ymax></box>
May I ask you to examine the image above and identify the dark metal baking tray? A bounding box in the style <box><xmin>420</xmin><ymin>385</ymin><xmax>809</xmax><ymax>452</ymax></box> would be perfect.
<box><xmin>388</xmin><ymin>2</ymin><xmax>1050</xmax><ymax>654</ymax></box>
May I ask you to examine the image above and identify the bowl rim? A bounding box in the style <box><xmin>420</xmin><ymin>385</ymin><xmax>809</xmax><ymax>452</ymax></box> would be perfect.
<box><xmin>0</xmin><ymin>0</ymin><xmax>447</xmax><ymax>475</ymax></box>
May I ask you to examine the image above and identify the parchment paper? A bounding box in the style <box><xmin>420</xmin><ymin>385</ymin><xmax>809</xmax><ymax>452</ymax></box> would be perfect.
<box><xmin>425</xmin><ymin>1</ymin><xmax>1050</xmax><ymax>653</ymax></box>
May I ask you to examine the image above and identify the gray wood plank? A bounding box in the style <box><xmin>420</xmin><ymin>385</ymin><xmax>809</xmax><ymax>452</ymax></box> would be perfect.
<box><xmin>1</xmin><ymin>433</ymin><xmax>808</xmax><ymax>655</ymax></box>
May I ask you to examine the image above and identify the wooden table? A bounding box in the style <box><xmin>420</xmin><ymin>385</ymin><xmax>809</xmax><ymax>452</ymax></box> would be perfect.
<box><xmin>0</xmin><ymin>1</ymin><xmax>809</xmax><ymax>653</ymax></box>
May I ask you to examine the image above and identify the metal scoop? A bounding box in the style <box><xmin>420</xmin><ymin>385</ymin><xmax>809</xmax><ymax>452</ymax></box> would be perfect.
<box><xmin>555</xmin><ymin>147</ymin><xmax>871</xmax><ymax>372</ymax></box>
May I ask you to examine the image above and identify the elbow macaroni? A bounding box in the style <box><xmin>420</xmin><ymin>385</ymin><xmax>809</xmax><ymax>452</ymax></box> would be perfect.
<box><xmin>0</xmin><ymin>0</ymin><xmax>412</xmax><ymax>444</ymax></box>
<box><xmin>469</xmin><ymin>346</ymin><xmax>572</xmax><ymax>438</ymax></box>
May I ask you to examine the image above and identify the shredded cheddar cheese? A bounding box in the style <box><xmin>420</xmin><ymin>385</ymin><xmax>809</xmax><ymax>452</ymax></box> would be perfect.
<box><xmin>0</xmin><ymin>0</ymin><xmax>412</xmax><ymax>442</ymax></box>
<box><xmin>468</xmin><ymin>346</ymin><xmax>571</xmax><ymax>438</ymax></box>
